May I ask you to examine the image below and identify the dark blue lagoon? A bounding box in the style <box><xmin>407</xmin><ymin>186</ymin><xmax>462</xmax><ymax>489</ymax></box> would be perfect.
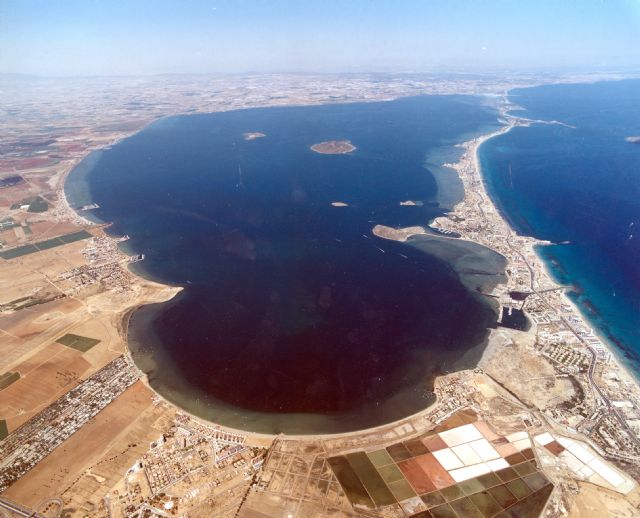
<box><xmin>67</xmin><ymin>96</ymin><xmax>505</xmax><ymax>433</ymax></box>
<box><xmin>480</xmin><ymin>80</ymin><xmax>640</xmax><ymax>373</ymax></box>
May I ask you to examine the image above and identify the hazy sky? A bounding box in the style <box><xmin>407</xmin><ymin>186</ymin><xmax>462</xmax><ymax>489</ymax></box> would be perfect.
<box><xmin>1</xmin><ymin>0</ymin><xmax>639</xmax><ymax>76</ymax></box>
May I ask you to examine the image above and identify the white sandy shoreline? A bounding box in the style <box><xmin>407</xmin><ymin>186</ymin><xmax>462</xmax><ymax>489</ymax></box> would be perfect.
<box><xmin>486</xmin><ymin>103</ymin><xmax>640</xmax><ymax>387</ymax></box>
<box><xmin>462</xmin><ymin>98</ymin><xmax>640</xmax><ymax>396</ymax></box>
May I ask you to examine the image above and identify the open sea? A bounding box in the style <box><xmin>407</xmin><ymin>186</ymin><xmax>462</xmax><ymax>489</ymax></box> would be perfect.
<box><xmin>480</xmin><ymin>79</ymin><xmax>640</xmax><ymax>373</ymax></box>
<box><xmin>66</xmin><ymin>95</ymin><xmax>505</xmax><ymax>434</ymax></box>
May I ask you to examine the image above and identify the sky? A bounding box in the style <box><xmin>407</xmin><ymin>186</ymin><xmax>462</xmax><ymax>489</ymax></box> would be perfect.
<box><xmin>1</xmin><ymin>0</ymin><xmax>639</xmax><ymax>76</ymax></box>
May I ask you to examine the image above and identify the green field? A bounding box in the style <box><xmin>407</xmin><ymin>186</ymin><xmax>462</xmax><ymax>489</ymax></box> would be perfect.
<box><xmin>27</xmin><ymin>196</ymin><xmax>49</xmax><ymax>212</ymax></box>
<box><xmin>0</xmin><ymin>371</ymin><xmax>20</xmax><ymax>390</ymax></box>
<box><xmin>345</xmin><ymin>452</ymin><xmax>396</xmax><ymax>507</ymax></box>
<box><xmin>367</xmin><ymin>449</ymin><xmax>394</xmax><ymax>468</ymax></box>
<box><xmin>56</xmin><ymin>333</ymin><xmax>101</xmax><ymax>352</ymax></box>
<box><xmin>0</xmin><ymin>420</ymin><xmax>8</xmax><ymax>440</ymax></box>
<box><xmin>10</xmin><ymin>196</ymin><xmax>49</xmax><ymax>213</ymax></box>
<box><xmin>0</xmin><ymin>230</ymin><xmax>92</xmax><ymax>259</ymax></box>
<box><xmin>327</xmin><ymin>456</ymin><xmax>374</xmax><ymax>508</ymax></box>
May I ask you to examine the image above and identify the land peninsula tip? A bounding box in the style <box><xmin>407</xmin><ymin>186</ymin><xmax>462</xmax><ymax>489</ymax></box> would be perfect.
<box><xmin>310</xmin><ymin>140</ymin><xmax>356</xmax><ymax>154</ymax></box>
<box><xmin>372</xmin><ymin>224</ymin><xmax>426</xmax><ymax>242</ymax></box>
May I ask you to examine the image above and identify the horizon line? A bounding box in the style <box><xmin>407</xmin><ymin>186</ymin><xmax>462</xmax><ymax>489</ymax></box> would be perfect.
<box><xmin>2</xmin><ymin>66</ymin><xmax>640</xmax><ymax>81</ymax></box>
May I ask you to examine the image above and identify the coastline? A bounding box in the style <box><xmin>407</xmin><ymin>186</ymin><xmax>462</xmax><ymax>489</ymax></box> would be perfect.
<box><xmin>61</xmin><ymin>97</ymin><xmax>504</xmax><ymax>437</ymax></box>
<box><xmin>57</xmin><ymin>123</ymin><xmax>186</xmax><ymax>381</ymax></box>
<box><xmin>123</xmin><ymin>284</ymin><xmax>488</xmax><ymax>443</ymax></box>
<box><xmin>59</xmin><ymin>92</ymin><xmax>640</xmax><ymax>444</ymax></box>
<box><xmin>485</xmin><ymin>102</ymin><xmax>640</xmax><ymax>388</ymax></box>
<box><xmin>380</xmin><ymin>92</ymin><xmax>640</xmax><ymax>454</ymax></box>
<box><xmin>536</xmin><ymin>248</ymin><xmax>639</xmax><ymax>378</ymax></box>
<box><xmin>431</xmin><ymin>97</ymin><xmax>640</xmax><ymax>446</ymax></box>
<box><xmin>6</xmin><ymin>74</ymin><xmax>640</xmax><ymax>514</ymax></box>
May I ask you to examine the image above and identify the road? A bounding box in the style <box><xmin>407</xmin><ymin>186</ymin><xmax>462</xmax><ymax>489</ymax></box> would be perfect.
<box><xmin>506</xmin><ymin>236</ymin><xmax>639</xmax><ymax>443</ymax></box>
<box><xmin>0</xmin><ymin>497</ymin><xmax>45</xmax><ymax>518</ymax></box>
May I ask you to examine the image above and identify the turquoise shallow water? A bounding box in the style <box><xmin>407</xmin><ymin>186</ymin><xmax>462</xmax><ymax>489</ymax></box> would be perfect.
<box><xmin>479</xmin><ymin>80</ymin><xmax>640</xmax><ymax>372</ymax></box>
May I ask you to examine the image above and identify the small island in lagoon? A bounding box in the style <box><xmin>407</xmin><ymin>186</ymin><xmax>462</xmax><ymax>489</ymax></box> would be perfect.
<box><xmin>310</xmin><ymin>140</ymin><xmax>356</xmax><ymax>154</ymax></box>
